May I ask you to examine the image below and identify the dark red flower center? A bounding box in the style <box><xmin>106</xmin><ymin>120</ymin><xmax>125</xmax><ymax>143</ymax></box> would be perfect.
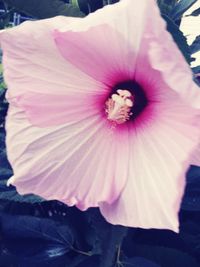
<box><xmin>105</xmin><ymin>81</ymin><xmax>148</xmax><ymax>124</ymax></box>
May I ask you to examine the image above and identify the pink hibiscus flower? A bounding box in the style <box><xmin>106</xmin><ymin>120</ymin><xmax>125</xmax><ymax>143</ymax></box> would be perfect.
<box><xmin>1</xmin><ymin>0</ymin><xmax>200</xmax><ymax>232</ymax></box>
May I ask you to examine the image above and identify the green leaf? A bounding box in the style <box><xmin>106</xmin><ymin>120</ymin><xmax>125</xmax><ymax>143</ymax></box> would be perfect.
<box><xmin>3</xmin><ymin>0</ymin><xmax>85</xmax><ymax>19</ymax></box>
<box><xmin>75</xmin><ymin>255</ymin><xmax>100</xmax><ymax>267</ymax></box>
<box><xmin>0</xmin><ymin>167</ymin><xmax>13</xmax><ymax>180</ymax></box>
<box><xmin>187</xmin><ymin>7</ymin><xmax>200</xmax><ymax>16</ymax></box>
<box><xmin>85</xmin><ymin>209</ymin><xmax>128</xmax><ymax>267</ymax></box>
<box><xmin>132</xmin><ymin>244</ymin><xmax>200</xmax><ymax>267</ymax></box>
<box><xmin>0</xmin><ymin>213</ymin><xmax>74</xmax><ymax>262</ymax></box>
<box><xmin>0</xmin><ymin>9</ymin><xmax>13</xmax><ymax>29</ymax></box>
<box><xmin>71</xmin><ymin>0</ymin><xmax>79</xmax><ymax>8</ymax></box>
<box><xmin>162</xmin><ymin>14</ymin><xmax>191</xmax><ymax>63</ymax></box>
<box><xmin>0</xmin><ymin>180</ymin><xmax>44</xmax><ymax>203</ymax></box>
<box><xmin>190</xmin><ymin>35</ymin><xmax>200</xmax><ymax>54</ymax></box>
<box><xmin>181</xmin><ymin>166</ymin><xmax>200</xmax><ymax>211</ymax></box>
<box><xmin>0</xmin><ymin>189</ymin><xmax>45</xmax><ymax>203</ymax></box>
<box><xmin>75</xmin><ymin>0</ymin><xmax>103</xmax><ymax>15</ymax></box>
<box><xmin>170</xmin><ymin>0</ymin><xmax>198</xmax><ymax>21</ymax></box>
<box><xmin>121</xmin><ymin>257</ymin><xmax>160</xmax><ymax>267</ymax></box>
<box><xmin>1</xmin><ymin>213</ymin><xmax>74</xmax><ymax>243</ymax></box>
<box><xmin>157</xmin><ymin>0</ymin><xmax>177</xmax><ymax>16</ymax></box>
<box><xmin>192</xmin><ymin>65</ymin><xmax>200</xmax><ymax>74</ymax></box>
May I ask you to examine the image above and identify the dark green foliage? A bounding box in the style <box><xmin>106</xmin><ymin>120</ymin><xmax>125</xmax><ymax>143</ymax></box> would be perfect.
<box><xmin>157</xmin><ymin>1</ymin><xmax>194</xmax><ymax>64</ymax></box>
<box><xmin>0</xmin><ymin>89</ymin><xmax>8</xmax><ymax>125</ymax></box>
<box><xmin>170</xmin><ymin>0</ymin><xmax>198</xmax><ymax>21</ymax></box>
<box><xmin>0</xmin><ymin>88</ymin><xmax>14</xmax><ymax>205</ymax></box>
<box><xmin>0</xmin><ymin>7</ymin><xmax>14</xmax><ymax>29</ymax></box>
<box><xmin>76</xmin><ymin>0</ymin><xmax>103</xmax><ymax>15</ymax></box>
<box><xmin>157</xmin><ymin>0</ymin><xmax>177</xmax><ymax>16</ymax></box>
<box><xmin>162</xmin><ymin>14</ymin><xmax>191</xmax><ymax>63</ymax></box>
<box><xmin>0</xmin><ymin>88</ymin><xmax>13</xmax><ymax>183</ymax></box>
<box><xmin>1</xmin><ymin>214</ymin><xmax>74</xmax><ymax>247</ymax></box>
<box><xmin>0</xmin><ymin>180</ymin><xmax>44</xmax><ymax>203</ymax></box>
<box><xmin>192</xmin><ymin>66</ymin><xmax>200</xmax><ymax>74</ymax></box>
<box><xmin>0</xmin><ymin>168</ymin><xmax>13</xmax><ymax>179</ymax></box>
<box><xmin>74</xmin><ymin>255</ymin><xmax>101</xmax><ymax>267</ymax></box>
<box><xmin>129</xmin><ymin>244</ymin><xmax>199</xmax><ymax>267</ymax></box>
<box><xmin>188</xmin><ymin>7</ymin><xmax>200</xmax><ymax>16</ymax></box>
<box><xmin>1</xmin><ymin>199</ymin><xmax>200</xmax><ymax>267</ymax></box>
<box><xmin>190</xmin><ymin>35</ymin><xmax>200</xmax><ymax>54</ymax></box>
<box><xmin>119</xmin><ymin>257</ymin><xmax>160</xmax><ymax>267</ymax></box>
<box><xmin>0</xmin><ymin>213</ymin><xmax>74</xmax><ymax>265</ymax></box>
<box><xmin>2</xmin><ymin>0</ymin><xmax>85</xmax><ymax>18</ymax></box>
<box><xmin>182</xmin><ymin>166</ymin><xmax>200</xmax><ymax>211</ymax></box>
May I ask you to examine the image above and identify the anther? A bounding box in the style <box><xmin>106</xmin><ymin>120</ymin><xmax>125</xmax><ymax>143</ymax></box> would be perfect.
<box><xmin>105</xmin><ymin>89</ymin><xmax>134</xmax><ymax>125</ymax></box>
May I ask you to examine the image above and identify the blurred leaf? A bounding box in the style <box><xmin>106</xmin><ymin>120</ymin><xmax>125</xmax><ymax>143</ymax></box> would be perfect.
<box><xmin>192</xmin><ymin>65</ymin><xmax>200</xmax><ymax>74</ymax></box>
<box><xmin>133</xmin><ymin>244</ymin><xmax>199</xmax><ymax>267</ymax></box>
<box><xmin>0</xmin><ymin>87</ymin><xmax>6</xmax><ymax>99</ymax></box>
<box><xmin>0</xmin><ymin>168</ymin><xmax>45</xmax><ymax>204</ymax></box>
<box><xmin>180</xmin><ymin>221</ymin><xmax>200</xmax><ymax>255</ymax></box>
<box><xmin>76</xmin><ymin>0</ymin><xmax>103</xmax><ymax>15</ymax></box>
<box><xmin>3</xmin><ymin>0</ymin><xmax>85</xmax><ymax>19</ymax></box>
<box><xmin>190</xmin><ymin>35</ymin><xmax>200</xmax><ymax>54</ymax></box>
<box><xmin>157</xmin><ymin>0</ymin><xmax>177</xmax><ymax>16</ymax></box>
<box><xmin>170</xmin><ymin>0</ymin><xmax>198</xmax><ymax>21</ymax></box>
<box><xmin>121</xmin><ymin>257</ymin><xmax>160</xmax><ymax>267</ymax></box>
<box><xmin>0</xmin><ymin>130</ymin><xmax>5</xmax><ymax>144</ymax></box>
<box><xmin>181</xmin><ymin>166</ymin><xmax>200</xmax><ymax>211</ymax></box>
<box><xmin>85</xmin><ymin>209</ymin><xmax>128</xmax><ymax>267</ymax></box>
<box><xmin>85</xmin><ymin>209</ymin><xmax>109</xmax><ymax>255</ymax></box>
<box><xmin>0</xmin><ymin>105</ymin><xmax>8</xmax><ymax>120</ymax></box>
<box><xmin>74</xmin><ymin>255</ymin><xmax>100</xmax><ymax>267</ymax></box>
<box><xmin>162</xmin><ymin>14</ymin><xmax>191</xmax><ymax>63</ymax></box>
<box><xmin>109</xmin><ymin>0</ymin><xmax>119</xmax><ymax>3</ymax></box>
<box><xmin>124</xmin><ymin>228</ymin><xmax>183</xmax><ymax>253</ymax></box>
<box><xmin>0</xmin><ymin>213</ymin><xmax>74</xmax><ymax>261</ymax></box>
<box><xmin>0</xmin><ymin>89</ymin><xmax>8</xmax><ymax>126</ymax></box>
<box><xmin>0</xmin><ymin>179</ymin><xmax>12</xmax><ymax>190</ymax></box>
<box><xmin>184</xmin><ymin>197</ymin><xmax>200</xmax><ymax>212</ymax></box>
<box><xmin>0</xmin><ymin>183</ymin><xmax>44</xmax><ymax>203</ymax></box>
<box><xmin>0</xmin><ymin>167</ymin><xmax>13</xmax><ymax>180</ymax></box>
<box><xmin>1</xmin><ymin>213</ymin><xmax>73</xmax><ymax>243</ymax></box>
<box><xmin>0</xmin><ymin>9</ymin><xmax>13</xmax><ymax>29</ymax></box>
<box><xmin>187</xmin><ymin>7</ymin><xmax>200</xmax><ymax>16</ymax></box>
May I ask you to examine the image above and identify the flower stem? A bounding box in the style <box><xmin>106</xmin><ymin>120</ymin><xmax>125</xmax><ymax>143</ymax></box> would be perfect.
<box><xmin>99</xmin><ymin>225</ymin><xmax>128</xmax><ymax>267</ymax></box>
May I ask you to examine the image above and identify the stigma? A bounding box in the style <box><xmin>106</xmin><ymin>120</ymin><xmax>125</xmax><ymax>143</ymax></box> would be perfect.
<box><xmin>105</xmin><ymin>89</ymin><xmax>134</xmax><ymax>125</ymax></box>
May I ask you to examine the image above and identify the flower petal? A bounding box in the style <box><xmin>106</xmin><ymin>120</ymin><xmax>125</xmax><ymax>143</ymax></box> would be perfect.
<box><xmin>100</xmin><ymin>97</ymin><xmax>200</xmax><ymax>232</ymax></box>
<box><xmin>14</xmin><ymin>92</ymin><xmax>103</xmax><ymax>127</ymax></box>
<box><xmin>53</xmin><ymin>0</ymin><xmax>147</xmax><ymax>85</ymax></box>
<box><xmin>190</xmin><ymin>143</ymin><xmax>200</xmax><ymax>166</ymax></box>
<box><xmin>143</xmin><ymin>1</ymin><xmax>200</xmax><ymax>108</ymax></box>
<box><xmin>6</xmin><ymin>106</ymin><xmax>129</xmax><ymax>209</ymax></box>
<box><xmin>53</xmin><ymin>0</ymin><xmax>200</xmax><ymax>108</ymax></box>
<box><xmin>0</xmin><ymin>16</ymin><xmax>106</xmax><ymax>126</ymax></box>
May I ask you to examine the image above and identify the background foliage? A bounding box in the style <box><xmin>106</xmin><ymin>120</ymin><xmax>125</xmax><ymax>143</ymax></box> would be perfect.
<box><xmin>0</xmin><ymin>0</ymin><xmax>200</xmax><ymax>266</ymax></box>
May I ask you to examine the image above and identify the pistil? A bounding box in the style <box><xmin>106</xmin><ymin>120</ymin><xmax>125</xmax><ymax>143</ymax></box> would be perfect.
<box><xmin>105</xmin><ymin>89</ymin><xmax>134</xmax><ymax>125</ymax></box>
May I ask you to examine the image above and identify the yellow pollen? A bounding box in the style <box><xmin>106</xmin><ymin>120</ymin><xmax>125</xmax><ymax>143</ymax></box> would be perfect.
<box><xmin>105</xmin><ymin>89</ymin><xmax>134</xmax><ymax>125</ymax></box>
